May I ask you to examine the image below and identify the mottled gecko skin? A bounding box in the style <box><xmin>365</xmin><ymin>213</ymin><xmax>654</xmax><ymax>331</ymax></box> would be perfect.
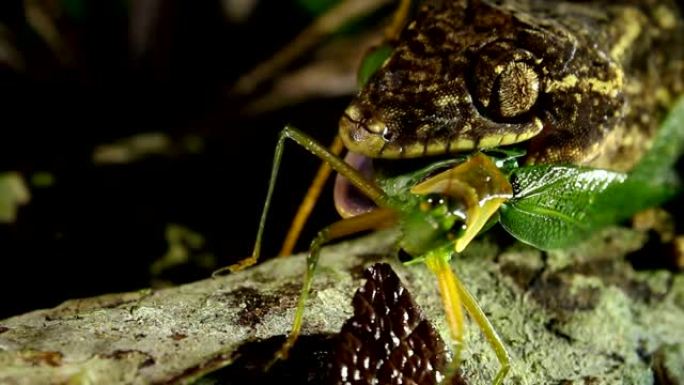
<box><xmin>339</xmin><ymin>0</ymin><xmax>684</xmax><ymax>171</ymax></box>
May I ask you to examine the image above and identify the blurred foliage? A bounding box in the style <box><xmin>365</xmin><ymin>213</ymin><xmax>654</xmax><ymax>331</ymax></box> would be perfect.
<box><xmin>0</xmin><ymin>172</ymin><xmax>30</xmax><ymax>223</ymax></box>
<box><xmin>296</xmin><ymin>0</ymin><xmax>340</xmax><ymax>16</ymax></box>
<box><xmin>1</xmin><ymin>0</ymin><xmax>357</xmax><ymax>318</ymax></box>
<box><xmin>356</xmin><ymin>42</ymin><xmax>393</xmax><ymax>87</ymax></box>
<box><xmin>150</xmin><ymin>224</ymin><xmax>216</xmax><ymax>286</ymax></box>
<box><xmin>61</xmin><ymin>0</ymin><xmax>87</xmax><ymax>21</ymax></box>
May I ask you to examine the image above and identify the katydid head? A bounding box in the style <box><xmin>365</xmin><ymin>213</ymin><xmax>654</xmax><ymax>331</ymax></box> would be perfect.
<box><xmin>399</xmin><ymin>192</ymin><xmax>469</xmax><ymax>258</ymax></box>
<box><xmin>399</xmin><ymin>153</ymin><xmax>513</xmax><ymax>257</ymax></box>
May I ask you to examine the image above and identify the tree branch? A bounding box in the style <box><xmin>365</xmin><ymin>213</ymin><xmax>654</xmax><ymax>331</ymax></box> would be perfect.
<box><xmin>1</xmin><ymin>228</ymin><xmax>683</xmax><ymax>384</ymax></box>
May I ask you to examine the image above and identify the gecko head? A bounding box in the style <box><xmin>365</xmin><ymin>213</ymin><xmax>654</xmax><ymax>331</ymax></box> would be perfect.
<box><xmin>338</xmin><ymin>0</ymin><xmax>615</xmax><ymax>161</ymax></box>
<box><xmin>339</xmin><ymin>36</ymin><xmax>546</xmax><ymax>159</ymax></box>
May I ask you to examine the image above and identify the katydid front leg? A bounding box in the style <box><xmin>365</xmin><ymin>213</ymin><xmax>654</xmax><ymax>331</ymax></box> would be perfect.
<box><xmin>215</xmin><ymin>125</ymin><xmax>388</xmax><ymax>274</ymax></box>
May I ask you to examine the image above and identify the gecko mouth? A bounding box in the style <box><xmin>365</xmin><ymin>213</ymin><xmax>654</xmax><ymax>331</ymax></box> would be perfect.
<box><xmin>342</xmin><ymin>112</ymin><xmax>380</xmax><ymax>137</ymax></box>
<box><xmin>333</xmin><ymin>151</ymin><xmax>377</xmax><ymax>218</ymax></box>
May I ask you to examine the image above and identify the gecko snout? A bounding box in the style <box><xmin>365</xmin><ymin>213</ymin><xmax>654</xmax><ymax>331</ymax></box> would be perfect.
<box><xmin>339</xmin><ymin>105</ymin><xmax>389</xmax><ymax>156</ymax></box>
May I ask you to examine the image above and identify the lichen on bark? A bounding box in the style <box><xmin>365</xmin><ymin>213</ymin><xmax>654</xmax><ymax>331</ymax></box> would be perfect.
<box><xmin>1</xmin><ymin>227</ymin><xmax>683</xmax><ymax>384</ymax></box>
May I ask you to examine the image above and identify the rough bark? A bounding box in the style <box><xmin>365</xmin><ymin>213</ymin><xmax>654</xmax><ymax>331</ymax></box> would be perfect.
<box><xmin>1</xmin><ymin>227</ymin><xmax>683</xmax><ymax>385</ymax></box>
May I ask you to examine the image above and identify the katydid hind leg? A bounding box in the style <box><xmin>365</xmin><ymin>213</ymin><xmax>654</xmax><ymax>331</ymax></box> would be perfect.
<box><xmin>454</xmin><ymin>270</ymin><xmax>511</xmax><ymax>385</ymax></box>
<box><xmin>271</xmin><ymin>208</ymin><xmax>399</xmax><ymax>365</ymax></box>
<box><xmin>425</xmin><ymin>250</ymin><xmax>466</xmax><ymax>381</ymax></box>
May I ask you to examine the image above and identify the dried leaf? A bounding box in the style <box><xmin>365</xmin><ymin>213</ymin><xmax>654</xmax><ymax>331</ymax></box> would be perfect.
<box><xmin>328</xmin><ymin>263</ymin><xmax>448</xmax><ymax>385</ymax></box>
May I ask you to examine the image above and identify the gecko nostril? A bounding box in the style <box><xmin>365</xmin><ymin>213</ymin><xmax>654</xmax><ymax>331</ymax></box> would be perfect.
<box><xmin>382</xmin><ymin>129</ymin><xmax>396</xmax><ymax>142</ymax></box>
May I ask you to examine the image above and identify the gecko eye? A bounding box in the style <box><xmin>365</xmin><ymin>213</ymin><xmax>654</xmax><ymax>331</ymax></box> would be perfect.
<box><xmin>468</xmin><ymin>42</ymin><xmax>541</xmax><ymax>122</ymax></box>
<box><xmin>495</xmin><ymin>61</ymin><xmax>540</xmax><ymax>118</ymax></box>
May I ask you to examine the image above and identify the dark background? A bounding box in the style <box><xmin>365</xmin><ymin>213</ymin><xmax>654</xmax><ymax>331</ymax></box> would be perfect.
<box><xmin>1</xmin><ymin>0</ymin><xmax>683</xmax><ymax>321</ymax></box>
<box><xmin>0</xmin><ymin>0</ymin><xmax>353</xmax><ymax>319</ymax></box>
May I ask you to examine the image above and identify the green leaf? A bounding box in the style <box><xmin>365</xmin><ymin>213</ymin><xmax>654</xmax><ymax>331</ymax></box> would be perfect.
<box><xmin>630</xmin><ymin>95</ymin><xmax>684</xmax><ymax>179</ymax></box>
<box><xmin>500</xmin><ymin>165</ymin><xmax>679</xmax><ymax>250</ymax></box>
<box><xmin>357</xmin><ymin>43</ymin><xmax>394</xmax><ymax>87</ymax></box>
<box><xmin>500</xmin><ymin>96</ymin><xmax>684</xmax><ymax>250</ymax></box>
<box><xmin>500</xmin><ymin>166</ymin><xmax>624</xmax><ymax>249</ymax></box>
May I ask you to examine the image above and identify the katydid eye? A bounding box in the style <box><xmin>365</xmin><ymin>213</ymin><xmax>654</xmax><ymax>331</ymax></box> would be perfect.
<box><xmin>420</xmin><ymin>193</ymin><xmax>468</xmax><ymax>219</ymax></box>
<box><xmin>424</xmin><ymin>194</ymin><xmax>446</xmax><ymax>209</ymax></box>
<box><xmin>420</xmin><ymin>193</ymin><xmax>452</xmax><ymax>213</ymax></box>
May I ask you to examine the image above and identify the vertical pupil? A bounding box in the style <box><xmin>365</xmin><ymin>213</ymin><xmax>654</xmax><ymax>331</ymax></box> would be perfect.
<box><xmin>495</xmin><ymin>61</ymin><xmax>540</xmax><ymax>118</ymax></box>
